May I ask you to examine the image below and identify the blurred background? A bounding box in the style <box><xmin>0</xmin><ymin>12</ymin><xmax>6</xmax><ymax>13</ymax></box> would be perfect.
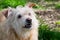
<box><xmin>0</xmin><ymin>0</ymin><xmax>60</xmax><ymax>40</ymax></box>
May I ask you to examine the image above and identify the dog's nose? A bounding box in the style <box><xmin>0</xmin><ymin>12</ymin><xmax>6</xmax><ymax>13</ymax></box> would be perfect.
<box><xmin>26</xmin><ymin>18</ymin><xmax>32</xmax><ymax>24</ymax></box>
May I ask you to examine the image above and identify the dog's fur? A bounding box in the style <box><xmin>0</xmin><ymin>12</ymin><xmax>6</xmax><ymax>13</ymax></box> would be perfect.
<box><xmin>0</xmin><ymin>4</ymin><xmax>39</xmax><ymax>40</ymax></box>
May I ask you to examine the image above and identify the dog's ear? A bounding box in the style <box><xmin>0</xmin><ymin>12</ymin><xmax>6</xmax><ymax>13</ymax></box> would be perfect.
<box><xmin>7</xmin><ymin>7</ymin><xmax>13</xmax><ymax>17</ymax></box>
<box><xmin>1</xmin><ymin>9</ymin><xmax>8</xmax><ymax>17</ymax></box>
<box><xmin>2</xmin><ymin>7</ymin><xmax>13</xmax><ymax>18</ymax></box>
<box><xmin>25</xmin><ymin>2</ymin><xmax>36</xmax><ymax>8</ymax></box>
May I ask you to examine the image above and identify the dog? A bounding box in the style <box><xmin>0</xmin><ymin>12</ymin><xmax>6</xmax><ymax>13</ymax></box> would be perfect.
<box><xmin>0</xmin><ymin>3</ymin><xmax>39</xmax><ymax>40</ymax></box>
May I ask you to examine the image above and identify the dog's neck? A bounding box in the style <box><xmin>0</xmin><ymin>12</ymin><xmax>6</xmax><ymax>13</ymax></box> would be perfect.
<box><xmin>8</xmin><ymin>24</ymin><xmax>32</xmax><ymax>40</ymax></box>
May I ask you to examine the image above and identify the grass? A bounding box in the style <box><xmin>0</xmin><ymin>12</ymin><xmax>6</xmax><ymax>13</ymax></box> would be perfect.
<box><xmin>0</xmin><ymin>0</ymin><xmax>46</xmax><ymax>10</ymax></box>
<box><xmin>55</xmin><ymin>21</ymin><xmax>60</xmax><ymax>25</ymax></box>
<box><xmin>55</xmin><ymin>3</ymin><xmax>60</xmax><ymax>9</ymax></box>
<box><xmin>33</xmin><ymin>4</ymin><xmax>46</xmax><ymax>10</ymax></box>
<box><xmin>0</xmin><ymin>0</ymin><xmax>26</xmax><ymax>10</ymax></box>
<box><xmin>39</xmin><ymin>23</ymin><xmax>60</xmax><ymax>40</ymax></box>
<box><xmin>38</xmin><ymin>18</ymin><xmax>60</xmax><ymax>40</ymax></box>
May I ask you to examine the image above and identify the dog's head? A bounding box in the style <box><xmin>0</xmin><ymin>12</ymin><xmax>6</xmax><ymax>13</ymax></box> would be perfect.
<box><xmin>3</xmin><ymin>3</ymin><xmax>39</xmax><ymax>31</ymax></box>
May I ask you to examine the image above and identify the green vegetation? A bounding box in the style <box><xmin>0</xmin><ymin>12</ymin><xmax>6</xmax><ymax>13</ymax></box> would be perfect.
<box><xmin>39</xmin><ymin>23</ymin><xmax>60</xmax><ymax>40</ymax></box>
<box><xmin>55</xmin><ymin>21</ymin><xmax>60</xmax><ymax>25</ymax></box>
<box><xmin>0</xmin><ymin>0</ymin><xmax>26</xmax><ymax>9</ymax></box>
<box><xmin>38</xmin><ymin>18</ymin><xmax>60</xmax><ymax>40</ymax></box>
<box><xmin>33</xmin><ymin>4</ymin><xmax>46</xmax><ymax>10</ymax></box>
<box><xmin>0</xmin><ymin>0</ymin><xmax>60</xmax><ymax>40</ymax></box>
<box><xmin>55</xmin><ymin>3</ymin><xmax>60</xmax><ymax>9</ymax></box>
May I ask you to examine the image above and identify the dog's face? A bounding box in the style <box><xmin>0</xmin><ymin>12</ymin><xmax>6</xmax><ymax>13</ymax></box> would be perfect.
<box><xmin>4</xmin><ymin>6</ymin><xmax>38</xmax><ymax>31</ymax></box>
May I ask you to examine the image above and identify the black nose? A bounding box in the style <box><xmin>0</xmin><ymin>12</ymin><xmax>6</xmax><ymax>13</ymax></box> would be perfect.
<box><xmin>26</xmin><ymin>18</ymin><xmax>32</xmax><ymax>24</ymax></box>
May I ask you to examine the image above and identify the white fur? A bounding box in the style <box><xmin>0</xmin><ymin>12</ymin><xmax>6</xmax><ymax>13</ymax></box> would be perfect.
<box><xmin>0</xmin><ymin>6</ymin><xmax>39</xmax><ymax>40</ymax></box>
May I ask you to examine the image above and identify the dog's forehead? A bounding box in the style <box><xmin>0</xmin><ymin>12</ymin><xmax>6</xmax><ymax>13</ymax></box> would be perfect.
<box><xmin>11</xmin><ymin>9</ymin><xmax>20</xmax><ymax>14</ymax></box>
<box><xmin>17</xmin><ymin>7</ymin><xmax>33</xmax><ymax>15</ymax></box>
<box><xmin>10</xmin><ymin>9</ymin><xmax>18</xmax><ymax>14</ymax></box>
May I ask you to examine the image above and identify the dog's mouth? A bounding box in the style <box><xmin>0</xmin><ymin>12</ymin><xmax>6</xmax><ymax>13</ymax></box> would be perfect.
<box><xmin>23</xmin><ymin>24</ymin><xmax>32</xmax><ymax>28</ymax></box>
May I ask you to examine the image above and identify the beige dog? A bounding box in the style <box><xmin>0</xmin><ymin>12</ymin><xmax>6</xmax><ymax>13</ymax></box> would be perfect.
<box><xmin>0</xmin><ymin>3</ymin><xmax>39</xmax><ymax>40</ymax></box>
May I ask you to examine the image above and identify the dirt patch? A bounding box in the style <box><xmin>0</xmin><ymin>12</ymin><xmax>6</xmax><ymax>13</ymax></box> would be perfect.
<box><xmin>35</xmin><ymin>9</ymin><xmax>60</xmax><ymax>29</ymax></box>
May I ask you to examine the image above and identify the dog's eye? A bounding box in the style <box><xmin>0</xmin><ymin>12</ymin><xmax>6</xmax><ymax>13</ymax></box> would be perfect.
<box><xmin>17</xmin><ymin>15</ymin><xmax>22</xmax><ymax>19</ymax></box>
<box><xmin>28</xmin><ymin>13</ymin><xmax>31</xmax><ymax>16</ymax></box>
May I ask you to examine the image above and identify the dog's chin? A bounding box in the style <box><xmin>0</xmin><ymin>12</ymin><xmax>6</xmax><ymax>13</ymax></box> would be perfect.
<box><xmin>23</xmin><ymin>25</ymin><xmax>31</xmax><ymax>28</ymax></box>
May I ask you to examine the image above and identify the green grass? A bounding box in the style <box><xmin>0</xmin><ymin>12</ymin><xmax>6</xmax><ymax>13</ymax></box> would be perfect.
<box><xmin>33</xmin><ymin>4</ymin><xmax>46</xmax><ymax>10</ymax></box>
<box><xmin>55</xmin><ymin>3</ymin><xmax>60</xmax><ymax>9</ymax></box>
<box><xmin>38</xmin><ymin>23</ymin><xmax>60</xmax><ymax>40</ymax></box>
<box><xmin>0</xmin><ymin>0</ymin><xmax>27</xmax><ymax>9</ymax></box>
<box><xmin>55</xmin><ymin>21</ymin><xmax>60</xmax><ymax>25</ymax></box>
<box><xmin>38</xmin><ymin>18</ymin><xmax>60</xmax><ymax>40</ymax></box>
<box><xmin>0</xmin><ymin>0</ymin><xmax>46</xmax><ymax>10</ymax></box>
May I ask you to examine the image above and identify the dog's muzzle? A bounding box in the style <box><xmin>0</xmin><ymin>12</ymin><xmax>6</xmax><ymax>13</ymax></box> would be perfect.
<box><xmin>24</xmin><ymin>18</ymin><xmax>32</xmax><ymax>28</ymax></box>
